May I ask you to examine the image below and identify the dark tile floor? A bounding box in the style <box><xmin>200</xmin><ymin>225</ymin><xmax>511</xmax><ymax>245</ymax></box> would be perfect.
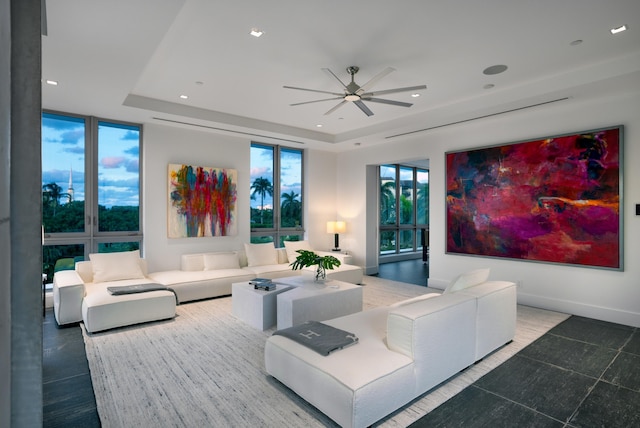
<box><xmin>410</xmin><ymin>316</ymin><xmax>640</xmax><ymax>428</ymax></box>
<box><xmin>43</xmin><ymin>309</ymin><xmax>100</xmax><ymax>427</ymax></box>
<box><xmin>377</xmin><ymin>257</ymin><xmax>429</xmax><ymax>286</ymax></box>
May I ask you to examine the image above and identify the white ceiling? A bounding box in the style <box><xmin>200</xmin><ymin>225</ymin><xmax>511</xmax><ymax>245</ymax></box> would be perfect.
<box><xmin>42</xmin><ymin>0</ymin><xmax>640</xmax><ymax>151</ymax></box>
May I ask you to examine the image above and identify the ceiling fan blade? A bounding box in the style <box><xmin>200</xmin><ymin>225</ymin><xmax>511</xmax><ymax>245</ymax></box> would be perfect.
<box><xmin>353</xmin><ymin>100</ymin><xmax>374</xmax><ymax>117</ymax></box>
<box><xmin>362</xmin><ymin>97</ymin><xmax>413</xmax><ymax>108</ymax></box>
<box><xmin>290</xmin><ymin>97</ymin><xmax>343</xmax><ymax>106</ymax></box>
<box><xmin>357</xmin><ymin>67</ymin><xmax>395</xmax><ymax>94</ymax></box>
<box><xmin>283</xmin><ymin>85</ymin><xmax>343</xmax><ymax>96</ymax></box>
<box><xmin>322</xmin><ymin>68</ymin><xmax>348</xmax><ymax>89</ymax></box>
<box><xmin>324</xmin><ymin>100</ymin><xmax>348</xmax><ymax>116</ymax></box>
<box><xmin>362</xmin><ymin>85</ymin><xmax>427</xmax><ymax>97</ymax></box>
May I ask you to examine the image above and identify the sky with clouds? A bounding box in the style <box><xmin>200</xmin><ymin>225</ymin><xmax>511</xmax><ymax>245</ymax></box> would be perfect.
<box><xmin>43</xmin><ymin>112</ymin><xmax>301</xmax><ymax>211</ymax></box>
<box><xmin>249</xmin><ymin>145</ymin><xmax>302</xmax><ymax>210</ymax></box>
<box><xmin>42</xmin><ymin>112</ymin><xmax>140</xmax><ymax>208</ymax></box>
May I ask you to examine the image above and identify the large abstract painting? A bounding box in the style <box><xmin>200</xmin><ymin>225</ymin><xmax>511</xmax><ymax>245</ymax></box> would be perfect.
<box><xmin>446</xmin><ymin>126</ymin><xmax>622</xmax><ymax>270</ymax></box>
<box><xmin>168</xmin><ymin>164</ymin><xmax>238</xmax><ymax>238</ymax></box>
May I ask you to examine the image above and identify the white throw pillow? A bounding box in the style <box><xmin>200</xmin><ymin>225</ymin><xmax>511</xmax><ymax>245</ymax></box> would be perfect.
<box><xmin>203</xmin><ymin>252</ymin><xmax>240</xmax><ymax>270</ymax></box>
<box><xmin>443</xmin><ymin>268</ymin><xmax>490</xmax><ymax>294</ymax></box>
<box><xmin>89</xmin><ymin>250</ymin><xmax>145</xmax><ymax>283</ymax></box>
<box><xmin>244</xmin><ymin>243</ymin><xmax>278</xmax><ymax>267</ymax></box>
<box><xmin>283</xmin><ymin>240</ymin><xmax>313</xmax><ymax>263</ymax></box>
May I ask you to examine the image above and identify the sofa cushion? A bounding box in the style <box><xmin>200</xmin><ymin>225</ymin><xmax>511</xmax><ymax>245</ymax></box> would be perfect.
<box><xmin>244</xmin><ymin>243</ymin><xmax>278</xmax><ymax>267</ymax></box>
<box><xmin>443</xmin><ymin>268</ymin><xmax>490</xmax><ymax>294</ymax></box>
<box><xmin>203</xmin><ymin>252</ymin><xmax>240</xmax><ymax>270</ymax></box>
<box><xmin>283</xmin><ymin>240</ymin><xmax>313</xmax><ymax>263</ymax></box>
<box><xmin>89</xmin><ymin>250</ymin><xmax>145</xmax><ymax>283</ymax></box>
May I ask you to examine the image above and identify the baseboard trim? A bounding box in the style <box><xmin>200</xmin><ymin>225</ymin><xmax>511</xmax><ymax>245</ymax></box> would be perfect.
<box><xmin>518</xmin><ymin>292</ymin><xmax>640</xmax><ymax>328</ymax></box>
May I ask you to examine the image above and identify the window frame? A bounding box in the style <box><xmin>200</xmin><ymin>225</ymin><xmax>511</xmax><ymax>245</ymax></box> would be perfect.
<box><xmin>42</xmin><ymin>110</ymin><xmax>143</xmax><ymax>281</ymax></box>
<box><xmin>379</xmin><ymin>164</ymin><xmax>429</xmax><ymax>259</ymax></box>
<box><xmin>250</xmin><ymin>142</ymin><xmax>304</xmax><ymax>246</ymax></box>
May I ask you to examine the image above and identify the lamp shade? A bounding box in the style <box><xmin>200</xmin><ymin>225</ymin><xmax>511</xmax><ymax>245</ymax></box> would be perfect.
<box><xmin>326</xmin><ymin>221</ymin><xmax>346</xmax><ymax>234</ymax></box>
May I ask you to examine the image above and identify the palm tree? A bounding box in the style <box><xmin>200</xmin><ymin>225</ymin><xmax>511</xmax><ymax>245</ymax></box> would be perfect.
<box><xmin>416</xmin><ymin>181</ymin><xmax>429</xmax><ymax>224</ymax></box>
<box><xmin>42</xmin><ymin>182</ymin><xmax>70</xmax><ymax>217</ymax></box>
<box><xmin>250</xmin><ymin>177</ymin><xmax>273</xmax><ymax>224</ymax></box>
<box><xmin>380</xmin><ymin>180</ymin><xmax>396</xmax><ymax>224</ymax></box>
<box><xmin>281</xmin><ymin>191</ymin><xmax>301</xmax><ymax>227</ymax></box>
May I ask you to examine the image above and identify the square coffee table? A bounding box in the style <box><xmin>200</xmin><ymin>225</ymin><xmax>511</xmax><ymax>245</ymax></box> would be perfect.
<box><xmin>232</xmin><ymin>282</ymin><xmax>292</xmax><ymax>330</ymax></box>
<box><xmin>274</xmin><ymin>276</ymin><xmax>363</xmax><ymax>329</ymax></box>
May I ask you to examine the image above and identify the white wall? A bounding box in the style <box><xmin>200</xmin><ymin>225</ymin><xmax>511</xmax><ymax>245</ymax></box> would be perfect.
<box><xmin>143</xmin><ymin>124</ymin><xmax>252</xmax><ymax>272</ymax></box>
<box><xmin>337</xmin><ymin>90</ymin><xmax>640</xmax><ymax>327</ymax></box>
<box><xmin>142</xmin><ymin>123</ymin><xmax>339</xmax><ymax>272</ymax></box>
<box><xmin>141</xmin><ymin>89</ymin><xmax>639</xmax><ymax>327</ymax></box>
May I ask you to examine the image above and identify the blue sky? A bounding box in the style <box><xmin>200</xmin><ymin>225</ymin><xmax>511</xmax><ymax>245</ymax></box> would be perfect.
<box><xmin>249</xmin><ymin>146</ymin><xmax>302</xmax><ymax>210</ymax></box>
<box><xmin>42</xmin><ymin>113</ymin><xmax>140</xmax><ymax>207</ymax></box>
<box><xmin>43</xmin><ymin>112</ymin><xmax>301</xmax><ymax>210</ymax></box>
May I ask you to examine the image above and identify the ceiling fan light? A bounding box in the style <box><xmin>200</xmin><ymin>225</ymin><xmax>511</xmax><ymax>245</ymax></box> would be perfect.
<box><xmin>345</xmin><ymin>94</ymin><xmax>360</xmax><ymax>101</ymax></box>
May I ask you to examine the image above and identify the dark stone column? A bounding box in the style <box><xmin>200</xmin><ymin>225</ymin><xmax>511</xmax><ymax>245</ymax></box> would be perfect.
<box><xmin>3</xmin><ymin>0</ymin><xmax>43</xmax><ymax>426</ymax></box>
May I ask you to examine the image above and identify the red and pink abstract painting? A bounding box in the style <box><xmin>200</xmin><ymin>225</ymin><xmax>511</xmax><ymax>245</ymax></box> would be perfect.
<box><xmin>446</xmin><ymin>126</ymin><xmax>622</xmax><ymax>269</ymax></box>
<box><xmin>168</xmin><ymin>164</ymin><xmax>238</xmax><ymax>238</ymax></box>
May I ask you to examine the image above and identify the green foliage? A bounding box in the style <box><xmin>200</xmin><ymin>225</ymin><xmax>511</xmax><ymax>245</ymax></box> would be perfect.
<box><xmin>289</xmin><ymin>250</ymin><xmax>341</xmax><ymax>271</ymax></box>
<box><xmin>99</xmin><ymin>205</ymin><xmax>139</xmax><ymax>232</ymax></box>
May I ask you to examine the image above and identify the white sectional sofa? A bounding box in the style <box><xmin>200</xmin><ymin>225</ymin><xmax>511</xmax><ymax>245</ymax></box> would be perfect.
<box><xmin>53</xmin><ymin>243</ymin><xmax>363</xmax><ymax>332</ymax></box>
<box><xmin>264</xmin><ymin>276</ymin><xmax>516</xmax><ymax>428</ymax></box>
<box><xmin>147</xmin><ymin>243</ymin><xmax>363</xmax><ymax>304</ymax></box>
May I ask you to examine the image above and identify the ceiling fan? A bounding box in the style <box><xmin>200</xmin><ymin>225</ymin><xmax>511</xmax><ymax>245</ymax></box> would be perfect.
<box><xmin>284</xmin><ymin>66</ymin><xmax>427</xmax><ymax>117</ymax></box>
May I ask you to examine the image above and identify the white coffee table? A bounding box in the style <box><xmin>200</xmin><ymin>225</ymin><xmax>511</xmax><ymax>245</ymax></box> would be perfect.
<box><xmin>232</xmin><ymin>282</ymin><xmax>293</xmax><ymax>330</ymax></box>
<box><xmin>275</xmin><ymin>276</ymin><xmax>363</xmax><ymax>329</ymax></box>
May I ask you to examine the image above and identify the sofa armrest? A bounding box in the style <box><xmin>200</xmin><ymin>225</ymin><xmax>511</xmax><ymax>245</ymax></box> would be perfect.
<box><xmin>53</xmin><ymin>270</ymin><xmax>85</xmax><ymax>325</ymax></box>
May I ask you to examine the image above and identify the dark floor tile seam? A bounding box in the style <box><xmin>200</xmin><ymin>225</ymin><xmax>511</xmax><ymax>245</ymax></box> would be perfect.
<box><xmin>546</xmin><ymin>331</ymin><xmax>630</xmax><ymax>352</ymax></box>
<box><xmin>563</xmin><ymin>345</ymin><xmax>637</xmax><ymax>425</ymax></box>
<box><xmin>515</xmin><ymin>352</ymin><xmax>605</xmax><ymax>382</ymax></box>
<box><xmin>469</xmin><ymin>384</ymin><xmax>570</xmax><ymax>426</ymax></box>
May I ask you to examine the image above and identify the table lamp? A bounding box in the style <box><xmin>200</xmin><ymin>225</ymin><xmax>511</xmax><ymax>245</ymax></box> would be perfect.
<box><xmin>326</xmin><ymin>221</ymin><xmax>346</xmax><ymax>252</ymax></box>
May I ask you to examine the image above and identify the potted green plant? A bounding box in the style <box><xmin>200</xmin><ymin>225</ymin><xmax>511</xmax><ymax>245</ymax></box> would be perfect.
<box><xmin>290</xmin><ymin>249</ymin><xmax>341</xmax><ymax>282</ymax></box>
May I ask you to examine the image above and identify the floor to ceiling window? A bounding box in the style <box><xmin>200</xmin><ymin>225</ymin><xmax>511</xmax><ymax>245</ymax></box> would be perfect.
<box><xmin>41</xmin><ymin>111</ymin><xmax>142</xmax><ymax>281</ymax></box>
<box><xmin>250</xmin><ymin>143</ymin><xmax>303</xmax><ymax>246</ymax></box>
<box><xmin>379</xmin><ymin>164</ymin><xmax>429</xmax><ymax>261</ymax></box>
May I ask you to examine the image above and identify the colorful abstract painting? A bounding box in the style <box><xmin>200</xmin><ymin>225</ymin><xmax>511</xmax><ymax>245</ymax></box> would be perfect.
<box><xmin>446</xmin><ymin>126</ymin><xmax>622</xmax><ymax>270</ymax></box>
<box><xmin>168</xmin><ymin>164</ymin><xmax>238</xmax><ymax>238</ymax></box>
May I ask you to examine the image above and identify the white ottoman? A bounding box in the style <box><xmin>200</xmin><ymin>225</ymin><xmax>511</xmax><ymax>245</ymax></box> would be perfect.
<box><xmin>82</xmin><ymin>282</ymin><xmax>176</xmax><ymax>333</ymax></box>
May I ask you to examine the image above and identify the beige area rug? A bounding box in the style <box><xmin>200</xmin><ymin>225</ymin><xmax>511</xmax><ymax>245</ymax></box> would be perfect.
<box><xmin>82</xmin><ymin>276</ymin><xmax>569</xmax><ymax>427</ymax></box>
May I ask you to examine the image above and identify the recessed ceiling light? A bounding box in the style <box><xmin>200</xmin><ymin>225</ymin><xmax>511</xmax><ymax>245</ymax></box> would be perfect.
<box><xmin>45</xmin><ymin>80</ymin><xmax>58</xmax><ymax>86</ymax></box>
<box><xmin>195</xmin><ymin>81</ymin><xmax>204</xmax><ymax>86</ymax></box>
<box><xmin>179</xmin><ymin>94</ymin><xmax>189</xmax><ymax>99</ymax></box>
<box><xmin>316</xmin><ymin>124</ymin><xmax>323</xmax><ymax>128</ymax></box>
<box><xmin>411</xmin><ymin>93</ymin><xmax>420</xmax><ymax>98</ymax></box>
<box><xmin>610</xmin><ymin>25</ymin><xmax>627</xmax><ymax>34</ymax></box>
<box><xmin>570</xmin><ymin>39</ymin><xmax>583</xmax><ymax>46</ymax></box>
<box><xmin>483</xmin><ymin>84</ymin><xmax>495</xmax><ymax>90</ymax></box>
<box><xmin>483</xmin><ymin>64</ymin><xmax>508</xmax><ymax>75</ymax></box>
<box><xmin>250</xmin><ymin>28</ymin><xmax>264</xmax><ymax>37</ymax></box>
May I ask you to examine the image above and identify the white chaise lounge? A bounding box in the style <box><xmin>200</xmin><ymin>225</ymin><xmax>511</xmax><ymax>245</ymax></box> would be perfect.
<box><xmin>265</xmin><ymin>271</ymin><xmax>516</xmax><ymax>428</ymax></box>
<box><xmin>53</xmin><ymin>250</ymin><xmax>176</xmax><ymax>333</ymax></box>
